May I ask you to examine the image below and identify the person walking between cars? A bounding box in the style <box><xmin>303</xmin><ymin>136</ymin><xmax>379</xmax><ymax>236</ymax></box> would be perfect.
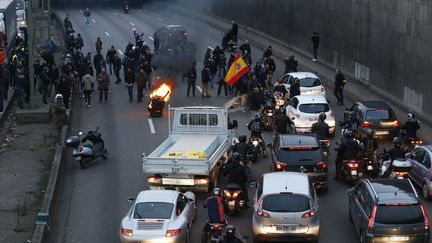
<box><xmin>97</xmin><ymin>68</ymin><xmax>110</xmax><ymax>103</ymax></box>
<box><xmin>82</xmin><ymin>71</ymin><xmax>94</xmax><ymax>108</ymax></box>
<box><xmin>311</xmin><ymin>32</ymin><xmax>320</xmax><ymax>61</ymax></box>
<box><xmin>186</xmin><ymin>62</ymin><xmax>197</xmax><ymax>97</ymax></box>
<box><xmin>84</xmin><ymin>8</ymin><xmax>91</xmax><ymax>25</ymax></box>
<box><xmin>289</xmin><ymin>78</ymin><xmax>301</xmax><ymax>99</ymax></box>
<box><xmin>334</xmin><ymin>68</ymin><xmax>346</xmax><ymax>105</ymax></box>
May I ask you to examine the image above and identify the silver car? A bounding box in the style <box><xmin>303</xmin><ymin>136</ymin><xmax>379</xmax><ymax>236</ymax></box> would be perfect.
<box><xmin>252</xmin><ymin>172</ymin><xmax>320</xmax><ymax>242</ymax></box>
<box><xmin>120</xmin><ymin>190</ymin><xmax>197</xmax><ymax>243</ymax></box>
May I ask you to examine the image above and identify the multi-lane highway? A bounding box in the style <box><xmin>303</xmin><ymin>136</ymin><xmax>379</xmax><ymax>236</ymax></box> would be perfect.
<box><xmin>50</xmin><ymin>1</ymin><xmax>432</xmax><ymax>242</ymax></box>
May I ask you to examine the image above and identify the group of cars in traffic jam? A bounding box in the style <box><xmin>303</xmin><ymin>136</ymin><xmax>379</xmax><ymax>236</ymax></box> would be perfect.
<box><xmin>107</xmin><ymin>24</ymin><xmax>431</xmax><ymax>243</ymax></box>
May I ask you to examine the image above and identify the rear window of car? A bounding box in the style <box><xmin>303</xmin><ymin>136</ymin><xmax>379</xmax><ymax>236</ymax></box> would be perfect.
<box><xmin>277</xmin><ymin>147</ymin><xmax>323</xmax><ymax>164</ymax></box>
<box><xmin>365</xmin><ymin>109</ymin><xmax>394</xmax><ymax>120</ymax></box>
<box><xmin>375</xmin><ymin>205</ymin><xmax>424</xmax><ymax>224</ymax></box>
<box><xmin>262</xmin><ymin>194</ymin><xmax>310</xmax><ymax>212</ymax></box>
<box><xmin>134</xmin><ymin>202</ymin><xmax>174</xmax><ymax>219</ymax></box>
<box><xmin>299</xmin><ymin>78</ymin><xmax>321</xmax><ymax>87</ymax></box>
<box><xmin>299</xmin><ymin>104</ymin><xmax>329</xmax><ymax>113</ymax></box>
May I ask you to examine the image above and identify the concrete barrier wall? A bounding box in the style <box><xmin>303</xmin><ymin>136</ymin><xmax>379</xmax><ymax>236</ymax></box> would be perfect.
<box><xmin>181</xmin><ymin>0</ymin><xmax>432</xmax><ymax>117</ymax></box>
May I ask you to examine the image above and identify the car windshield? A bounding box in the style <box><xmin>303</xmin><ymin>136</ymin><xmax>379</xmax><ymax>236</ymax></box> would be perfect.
<box><xmin>134</xmin><ymin>202</ymin><xmax>174</xmax><ymax>219</ymax></box>
<box><xmin>375</xmin><ymin>205</ymin><xmax>423</xmax><ymax>224</ymax></box>
<box><xmin>365</xmin><ymin>109</ymin><xmax>393</xmax><ymax>120</ymax></box>
<box><xmin>299</xmin><ymin>104</ymin><xmax>329</xmax><ymax>113</ymax></box>
<box><xmin>299</xmin><ymin>78</ymin><xmax>321</xmax><ymax>87</ymax></box>
<box><xmin>262</xmin><ymin>194</ymin><xmax>310</xmax><ymax>213</ymax></box>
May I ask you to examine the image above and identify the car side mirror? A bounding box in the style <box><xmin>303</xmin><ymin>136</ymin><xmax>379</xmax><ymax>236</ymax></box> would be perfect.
<box><xmin>127</xmin><ymin>197</ymin><xmax>135</xmax><ymax>202</ymax></box>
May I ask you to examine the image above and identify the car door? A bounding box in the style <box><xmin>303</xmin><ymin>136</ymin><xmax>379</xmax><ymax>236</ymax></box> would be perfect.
<box><xmin>352</xmin><ymin>184</ymin><xmax>372</xmax><ymax>235</ymax></box>
<box><xmin>409</xmin><ymin>148</ymin><xmax>426</xmax><ymax>185</ymax></box>
<box><xmin>281</xmin><ymin>74</ymin><xmax>292</xmax><ymax>92</ymax></box>
<box><xmin>254</xmin><ymin>177</ymin><xmax>264</xmax><ymax>210</ymax></box>
<box><xmin>417</xmin><ymin>152</ymin><xmax>431</xmax><ymax>185</ymax></box>
<box><xmin>287</xmin><ymin>98</ymin><xmax>299</xmax><ymax>120</ymax></box>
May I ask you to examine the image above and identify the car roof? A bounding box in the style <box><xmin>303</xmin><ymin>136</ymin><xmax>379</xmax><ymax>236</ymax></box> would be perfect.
<box><xmin>262</xmin><ymin>172</ymin><xmax>310</xmax><ymax>196</ymax></box>
<box><xmin>421</xmin><ymin>145</ymin><xmax>432</xmax><ymax>151</ymax></box>
<box><xmin>286</xmin><ymin>72</ymin><xmax>319</xmax><ymax>79</ymax></box>
<box><xmin>357</xmin><ymin>101</ymin><xmax>391</xmax><ymax>109</ymax></box>
<box><xmin>136</xmin><ymin>190</ymin><xmax>178</xmax><ymax>204</ymax></box>
<box><xmin>294</xmin><ymin>94</ymin><xmax>328</xmax><ymax>104</ymax></box>
<box><xmin>367</xmin><ymin>179</ymin><xmax>418</xmax><ymax>205</ymax></box>
<box><xmin>279</xmin><ymin>134</ymin><xmax>319</xmax><ymax>148</ymax></box>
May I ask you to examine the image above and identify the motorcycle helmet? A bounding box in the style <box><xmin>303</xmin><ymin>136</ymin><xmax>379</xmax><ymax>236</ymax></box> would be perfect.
<box><xmin>407</xmin><ymin>112</ymin><xmax>414</xmax><ymax>121</ymax></box>
<box><xmin>319</xmin><ymin>112</ymin><xmax>326</xmax><ymax>121</ymax></box>
<box><xmin>211</xmin><ymin>188</ymin><xmax>222</xmax><ymax>197</ymax></box>
<box><xmin>231</xmin><ymin>152</ymin><xmax>241</xmax><ymax>162</ymax></box>
<box><xmin>55</xmin><ymin>93</ymin><xmax>63</xmax><ymax>101</ymax></box>
<box><xmin>225</xmin><ymin>225</ymin><xmax>236</xmax><ymax>237</ymax></box>
<box><xmin>253</xmin><ymin>113</ymin><xmax>261</xmax><ymax>121</ymax></box>
<box><xmin>277</xmin><ymin>79</ymin><xmax>283</xmax><ymax>84</ymax></box>
<box><xmin>393</xmin><ymin>137</ymin><xmax>401</xmax><ymax>147</ymax></box>
<box><xmin>289</xmin><ymin>55</ymin><xmax>295</xmax><ymax>60</ymax></box>
<box><xmin>366</xmin><ymin>129</ymin><xmax>373</xmax><ymax>138</ymax></box>
<box><xmin>238</xmin><ymin>135</ymin><xmax>247</xmax><ymax>143</ymax></box>
<box><xmin>343</xmin><ymin>130</ymin><xmax>353</xmax><ymax>139</ymax></box>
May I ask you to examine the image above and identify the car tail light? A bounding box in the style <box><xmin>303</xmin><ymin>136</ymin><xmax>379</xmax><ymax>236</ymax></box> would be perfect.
<box><xmin>345</xmin><ymin>161</ymin><xmax>359</xmax><ymax>169</ymax></box>
<box><xmin>275</xmin><ymin>162</ymin><xmax>288</xmax><ymax>171</ymax></box>
<box><xmin>393</xmin><ymin>120</ymin><xmax>399</xmax><ymax>127</ymax></box>
<box><xmin>147</xmin><ymin>176</ymin><xmax>161</xmax><ymax>184</ymax></box>
<box><xmin>316</xmin><ymin>161</ymin><xmax>328</xmax><ymax>170</ymax></box>
<box><xmin>413</xmin><ymin>140</ymin><xmax>423</xmax><ymax>145</ymax></box>
<box><xmin>302</xmin><ymin>211</ymin><xmax>317</xmax><ymax>218</ymax></box>
<box><xmin>420</xmin><ymin>204</ymin><xmax>430</xmax><ymax>230</ymax></box>
<box><xmin>321</xmin><ymin>86</ymin><xmax>325</xmax><ymax>92</ymax></box>
<box><xmin>166</xmin><ymin>229</ymin><xmax>182</xmax><ymax>237</ymax></box>
<box><xmin>194</xmin><ymin>178</ymin><xmax>208</xmax><ymax>185</ymax></box>
<box><xmin>361</xmin><ymin>121</ymin><xmax>370</xmax><ymax>128</ymax></box>
<box><xmin>121</xmin><ymin>228</ymin><xmax>133</xmax><ymax>237</ymax></box>
<box><xmin>256</xmin><ymin>210</ymin><xmax>270</xmax><ymax>218</ymax></box>
<box><xmin>368</xmin><ymin>205</ymin><xmax>377</xmax><ymax>230</ymax></box>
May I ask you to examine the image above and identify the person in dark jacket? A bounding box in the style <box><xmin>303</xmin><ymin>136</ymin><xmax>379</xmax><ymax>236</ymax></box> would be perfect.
<box><xmin>401</xmin><ymin>112</ymin><xmax>421</xmax><ymax>142</ymax></box>
<box><xmin>274</xmin><ymin>108</ymin><xmax>292</xmax><ymax>135</ymax></box>
<box><xmin>201</xmin><ymin>65</ymin><xmax>211</xmax><ymax>98</ymax></box>
<box><xmin>135</xmin><ymin>67</ymin><xmax>146</xmax><ymax>102</ymax></box>
<box><xmin>56</xmin><ymin>74</ymin><xmax>72</xmax><ymax>109</ymax></box>
<box><xmin>93</xmin><ymin>52</ymin><xmax>104</xmax><ymax>78</ymax></box>
<box><xmin>311</xmin><ymin>113</ymin><xmax>330</xmax><ymax>140</ymax></box>
<box><xmin>311</xmin><ymin>32</ymin><xmax>320</xmax><ymax>61</ymax></box>
<box><xmin>124</xmin><ymin>66</ymin><xmax>135</xmax><ymax>102</ymax></box>
<box><xmin>239</xmin><ymin>40</ymin><xmax>251</xmax><ymax>55</ymax></box>
<box><xmin>40</xmin><ymin>66</ymin><xmax>51</xmax><ymax>104</ymax></box>
<box><xmin>75</xmin><ymin>33</ymin><xmax>84</xmax><ymax>49</ymax></box>
<box><xmin>289</xmin><ymin>78</ymin><xmax>301</xmax><ymax>98</ymax></box>
<box><xmin>222</xmin><ymin>153</ymin><xmax>249</xmax><ymax>205</ymax></box>
<box><xmin>335</xmin><ymin>131</ymin><xmax>360</xmax><ymax>180</ymax></box>
<box><xmin>334</xmin><ymin>68</ymin><xmax>346</xmax><ymax>105</ymax></box>
<box><xmin>106</xmin><ymin>45</ymin><xmax>117</xmax><ymax>75</ymax></box>
<box><xmin>186</xmin><ymin>62</ymin><xmax>197</xmax><ymax>97</ymax></box>
<box><xmin>284</xmin><ymin>55</ymin><xmax>298</xmax><ymax>74</ymax></box>
<box><xmin>113</xmin><ymin>53</ymin><xmax>122</xmax><ymax>84</ymax></box>
<box><xmin>248</xmin><ymin>87</ymin><xmax>265</xmax><ymax>112</ymax></box>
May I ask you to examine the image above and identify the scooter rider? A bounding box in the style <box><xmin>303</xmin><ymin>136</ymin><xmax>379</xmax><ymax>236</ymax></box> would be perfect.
<box><xmin>335</xmin><ymin>130</ymin><xmax>360</xmax><ymax>180</ymax></box>
<box><xmin>381</xmin><ymin>137</ymin><xmax>406</xmax><ymax>178</ymax></box>
<box><xmin>233</xmin><ymin>135</ymin><xmax>250</xmax><ymax>161</ymax></box>
<box><xmin>222</xmin><ymin>153</ymin><xmax>249</xmax><ymax>207</ymax></box>
<box><xmin>361</xmin><ymin>129</ymin><xmax>379</xmax><ymax>153</ymax></box>
<box><xmin>273</xmin><ymin>79</ymin><xmax>287</xmax><ymax>97</ymax></box>
<box><xmin>274</xmin><ymin>108</ymin><xmax>291</xmax><ymax>138</ymax></box>
<box><xmin>219</xmin><ymin>225</ymin><xmax>243</xmax><ymax>243</ymax></box>
<box><xmin>339</xmin><ymin>111</ymin><xmax>361</xmax><ymax>137</ymax></box>
<box><xmin>311</xmin><ymin>112</ymin><xmax>330</xmax><ymax>140</ymax></box>
<box><xmin>401</xmin><ymin>112</ymin><xmax>421</xmax><ymax>143</ymax></box>
<box><xmin>247</xmin><ymin>113</ymin><xmax>267</xmax><ymax>158</ymax></box>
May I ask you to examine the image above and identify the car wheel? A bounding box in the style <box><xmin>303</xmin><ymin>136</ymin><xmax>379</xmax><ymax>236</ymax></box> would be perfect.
<box><xmin>79</xmin><ymin>158</ymin><xmax>91</xmax><ymax>169</ymax></box>
<box><xmin>348</xmin><ymin>207</ymin><xmax>353</xmax><ymax>223</ymax></box>
<box><xmin>423</xmin><ymin>183</ymin><xmax>432</xmax><ymax>200</ymax></box>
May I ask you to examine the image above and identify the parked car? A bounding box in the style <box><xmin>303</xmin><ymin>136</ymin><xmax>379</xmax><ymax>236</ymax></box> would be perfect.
<box><xmin>271</xmin><ymin>134</ymin><xmax>328</xmax><ymax>192</ymax></box>
<box><xmin>252</xmin><ymin>172</ymin><xmax>320</xmax><ymax>243</ymax></box>
<box><xmin>347</xmin><ymin>179</ymin><xmax>430</xmax><ymax>243</ymax></box>
<box><xmin>120</xmin><ymin>190</ymin><xmax>197</xmax><ymax>243</ymax></box>
<box><xmin>154</xmin><ymin>24</ymin><xmax>188</xmax><ymax>51</ymax></box>
<box><xmin>286</xmin><ymin>94</ymin><xmax>335</xmax><ymax>135</ymax></box>
<box><xmin>344</xmin><ymin>101</ymin><xmax>399</xmax><ymax>139</ymax></box>
<box><xmin>278</xmin><ymin>72</ymin><xmax>325</xmax><ymax>97</ymax></box>
<box><xmin>407</xmin><ymin>146</ymin><xmax>432</xmax><ymax>200</ymax></box>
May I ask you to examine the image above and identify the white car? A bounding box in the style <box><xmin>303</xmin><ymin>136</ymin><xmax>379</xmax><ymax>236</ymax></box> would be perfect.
<box><xmin>120</xmin><ymin>190</ymin><xmax>197</xmax><ymax>243</ymax></box>
<box><xmin>286</xmin><ymin>95</ymin><xmax>335</xmax><ymax>135</ymax></box>
<box><xmin>279</xmin><ymin>72</ymin><xmax>326</xmax><ymax>97</ymax></box>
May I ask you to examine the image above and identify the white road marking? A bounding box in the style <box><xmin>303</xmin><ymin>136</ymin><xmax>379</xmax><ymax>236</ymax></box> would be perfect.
<box><xmin>196</xmin><ymin>86</ymin><xmax>202</xmax><ymax>93</ymax></box>
<box><xmin>92</xmin><ymin>19</ymin><xmax>96</xmax><ymax>23</ymax></box>
<box><xmin>157</xmin><ymin>17</ymin><xmax>163</xmax><ymax>21</ymax></box>
<box><xmin>129</xmin><ymin>22</ymin><xmax>135</xmax><ymax>27</ymax></box>
<box><xmin>117</xmin><ymin>49</ymin><xmax>123</xmax><ymax>56</ymax></box>
<box><xmin>207</xmin><ymin>46</ymin><xmax>214</xmax><ymax>51</ymax></box>
<box><xmin>79</xmin><ymin>10</ymin><xmax>84</xmax><ymax>13</ymax></box>
<box><xmin>113</xmin><ymin>12</ymin><xmax>118</xmax><ymax>16</ymax></box>
<box><xmin>105</xmin><ymin>32</ymin><xmax>110</xmax><ymax>37</ymax></box>
<box><xmin>148</xmin><ymin>119</ymin><xmax>156</xmax><ymax>134</ymax></box>
<box><xmin>148</xmin><ymin>36</ymin><xmax>154</xmax><ymax>41</ymax></box>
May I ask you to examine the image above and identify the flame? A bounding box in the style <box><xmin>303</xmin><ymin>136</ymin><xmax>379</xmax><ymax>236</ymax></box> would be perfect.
<box><xmin>150</xmin><ymin>83</ymin><xmax>172</xmax><ymax>102</ymax></box>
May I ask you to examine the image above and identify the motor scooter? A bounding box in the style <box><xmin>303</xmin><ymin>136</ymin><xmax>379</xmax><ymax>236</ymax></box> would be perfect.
<box><xmin>202</xmin><ymin>194</ymin><xmax>227</xmax><ymax>243</ymax></box>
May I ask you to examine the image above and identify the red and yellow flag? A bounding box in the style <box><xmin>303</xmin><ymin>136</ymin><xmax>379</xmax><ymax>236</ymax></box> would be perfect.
<box><xmin>225</xmin><ymin>54</ymin><xmax>250</xmax><ymax>86</ymax></box>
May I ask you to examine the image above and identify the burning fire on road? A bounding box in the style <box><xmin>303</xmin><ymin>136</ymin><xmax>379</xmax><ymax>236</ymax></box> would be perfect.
<box><xmin>148</xmin><ymin>83</ymin><xmax>172</xmax><ymax>117</ymax></box>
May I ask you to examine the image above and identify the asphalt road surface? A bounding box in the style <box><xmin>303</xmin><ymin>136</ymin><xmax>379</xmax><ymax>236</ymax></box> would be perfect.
<box><xmin>51</xmin><ymin>1</ymin><xmax>432</xmax><ymax>243</ymax></box>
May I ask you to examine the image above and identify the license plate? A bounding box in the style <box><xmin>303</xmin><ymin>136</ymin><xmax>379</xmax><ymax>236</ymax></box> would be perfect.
<box><xmin>367</xmin><ymin>165</ymin><xmax>373</xmax><ymax>171</ymax></box>
<box><xmin>228</xmin><ymin>200</ymin><xmax>235</xmax><ymax>206</ymax></box>
<box><xmin>309</xmin><ymin>118</ymin><xmax>318</xmax><ymax>122</ymax></box>
<box><xmin>150</xmin><ymin>186</ymin><xmax>165</xmax><ymax>190</ymax></box>
<box><xmin>351</xmin><ymin>170</ymin><xmax>357</xmax><ymax>176</ymax></box>
<box><xmin>162</xmin><ymin>178</ymin><xmax>194</xmax><ymax>186</ymax></box>
<box><xmin>375</xmin><ymin>130</ymin><xmax>389</xmax><ymax>135</ymax></box>
<box><xmin>276</xmin><ymin>225</ymin><xmax>296</xmax><ymax>231</ymax></box>
<box><xmin>323</xmin><ymin>151</ymin><xmax>328</xmax><ymax>157</ymax></box>
<box><xmin>267</xmin><ymin>113</ymin><xmax>273</xmax><ymax>116</ymax></box>
<box><xmin>389</xmin><ymin>236</ymin><xmax>409</xmax><ymax>241</ymax></box>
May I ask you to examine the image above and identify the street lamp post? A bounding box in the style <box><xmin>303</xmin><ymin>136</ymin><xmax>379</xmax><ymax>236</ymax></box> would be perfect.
<box><xmin>27</xmin><ymin>0</ymin><xmax>35</xmax><ymax>107</ymax></box>
<box><xmin>47</xmin><ymin>0</ymin><xmax>51</xmax><ymax>41</ymax></box>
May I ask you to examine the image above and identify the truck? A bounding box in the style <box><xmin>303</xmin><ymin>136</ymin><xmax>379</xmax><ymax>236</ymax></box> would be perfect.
<box><xmin>142</xmin><ymin>106</ymin><xmax>238</xmax><ymax>192</ymax></box>
<box><xmin>0</xmin><ymin>0</ymin><xmax>17</xmax><ymax>64</ymax></box>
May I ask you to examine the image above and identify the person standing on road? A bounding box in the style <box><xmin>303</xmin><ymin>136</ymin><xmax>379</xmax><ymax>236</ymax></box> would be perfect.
<box><xmin>334</xmin><ymin>68</ymin><xmax>346</xmax><ymax>105</ymax></box>
<box><xmin>201</xmin><ymin>65</ymin><xmax>211</xmax><ymax>98</ymax></box>
<box><xmin>113</xmin><ymin>53</ymin><xmax>122</xmax><ymax>84</ymax></box>
<box><xmin>186</xmin><ymin>62</ymin><xmax>197</xmax><ymax>97</ymax></box>
<box><xmin>311</xmin><ymin>32</ymin><xmax>320</xmax><ymax>61</ymax></box>
<box><xmin>53</xmin><ymin>94</ymin><xmax>67</xmax><ymax>144</ymax></box>
<box><xmin>84</xmin><ymin>8</ymin><xmax>91</xmax><ymax>25</ymax></box>
<box><xmin>216</xmin><ymin>63</ymin><xmax>228</xmax><ymax>97</ymax></box>
<box><xmin>125</xmin><ymin>66</ymin><xmax>135</xmax><ymax>103</ymax></box>
<box><xmin>95</xmin><ymin>37</ymin><xmax>103</xmax><ymax>54</ymax></box>
<box><xmin>106</xmin><ymin>45</ymin><xmax>117</xmax><ymax>75</ymax></box>
<box><xmin>97</xmin><ymin>68</ymin><xmax>109</xmax><ymax>103</ymax></box>
<box><xmin>135</xmin><ymin>67</ymin><xmax>146</xmax><ymax>102</ymax></box>
<box><xmin>289</xmin><ymin>78</ymin><xmax>301</xmax><ymax>99</ymax></box>
<box><xmin>75</xmin><ymin>33</ymin><xmax>84</xmax><ymax>49</ymax></box>
<box><xmin>82</xmin><ymin>71</ymin><xmax>94</xmax><ymax>108</ymax></box>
